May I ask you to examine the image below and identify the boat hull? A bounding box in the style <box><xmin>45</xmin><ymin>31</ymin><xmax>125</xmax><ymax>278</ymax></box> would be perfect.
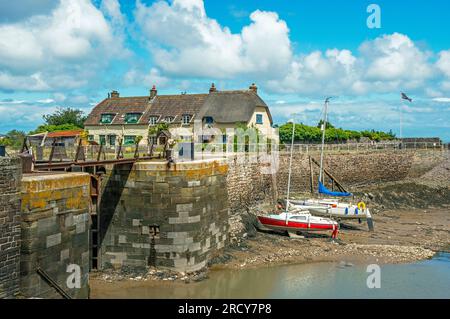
<box><xmin>288</xmin><ymin>200</ymin><xmax>370</xmax><ymax>220</ymax></box>
<box><xmin>257</xmin><ymin>216</ymin><xmax>338</xmax><ymax>234</ymax></box>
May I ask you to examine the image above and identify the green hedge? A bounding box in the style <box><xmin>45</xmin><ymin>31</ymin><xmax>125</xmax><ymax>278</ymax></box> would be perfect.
<box><xmin>279</xmin><ymin>123</ymin><xmax>395</xmax><ymax>144</ymax></box>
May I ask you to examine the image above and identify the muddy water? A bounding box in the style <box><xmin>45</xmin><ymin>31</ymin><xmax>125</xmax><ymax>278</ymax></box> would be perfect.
<box><xmin>91</xmin><ymin>252</ymin><xmax>450</xmax><ymax>299</ymax></box>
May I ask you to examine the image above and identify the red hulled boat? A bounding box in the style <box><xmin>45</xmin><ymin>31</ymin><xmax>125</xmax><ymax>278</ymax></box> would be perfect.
<box><xmin>257</xmin><ymin>212</ymin><xmax>339</xmax><ymax>238</ymax></box>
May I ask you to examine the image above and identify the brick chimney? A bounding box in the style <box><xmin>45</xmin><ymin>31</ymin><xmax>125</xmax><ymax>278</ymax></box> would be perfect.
<box><xmin>110</xmin><ymin>90</ymin><xmax>120</xmax><ymax>98</ymax></box>
<box><xmin>150</xmin><ymin>85</ymin><xmax>157</xmax><ymax>99</ymax></box>
<box><xmin>249</xmin><ymin>83</ymin><xmax>257</xmax><ymax>94</ymax></box>
<box><xmin>209</xmin><ymin>83</ymin><xmax>217</xmax><ymax>93</ymax></box>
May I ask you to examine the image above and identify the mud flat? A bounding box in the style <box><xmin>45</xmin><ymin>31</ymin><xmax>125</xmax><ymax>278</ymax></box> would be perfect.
<box><xmin>219</xmin><ymin>208</ymin><xmax>449</xmax><ymax>270</ymax></box>
<box><xmin>90</xmin><ymin>208</ymin><xmax>449</xmax><ymax>292</ymax></box>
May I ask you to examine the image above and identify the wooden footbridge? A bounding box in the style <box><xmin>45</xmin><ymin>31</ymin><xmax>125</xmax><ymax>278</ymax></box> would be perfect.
<box><xmin>21</xmin><ymin>137</ymin><xmax>169</xmax><ymax>172</ymax></box>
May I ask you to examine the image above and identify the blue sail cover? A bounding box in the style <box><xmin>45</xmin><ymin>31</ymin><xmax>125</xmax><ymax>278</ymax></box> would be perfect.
<box><xmin>318</xmin><ymin>181</ymin><xmax>352</xmax><ymax>197</ymax></box>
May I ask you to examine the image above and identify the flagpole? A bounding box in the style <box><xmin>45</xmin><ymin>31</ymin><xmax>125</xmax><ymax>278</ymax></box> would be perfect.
<box><xmin>400</xmin><ymin>101</ymin><xmax>403</xmax><ymax>141</ymax></box>
<box><xmin>400</xmin><ymin>93</ymin><xmax>412</xmax><ymax>149</ymax></box>
<box><xmin>319</xmin><ymin>97</ymin><xmax>331</xmax><ymax>185</ymax></box>
<box><xmin>286</xmin><ymin>119</ymin><xmax>295</xmax><ymax>209</ymax></box>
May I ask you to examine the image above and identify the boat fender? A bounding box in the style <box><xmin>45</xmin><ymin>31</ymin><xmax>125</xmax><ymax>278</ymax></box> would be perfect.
<box><xmin>345</xmin><ymin>207</ymin><xmax>349</xmax><ymax>215</ymax></box>
<box><xmin>357</xmin><ymin>201</ymin><xmax>366</xmax><ymax>211</ymax></box>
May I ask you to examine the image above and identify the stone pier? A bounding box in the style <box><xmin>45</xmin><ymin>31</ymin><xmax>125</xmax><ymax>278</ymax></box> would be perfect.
<box><xmin>20</xmin><ymin>172</ymin><xmax>91</xmax><ymax>298</ymax></box>
<box><xmin>99</xmin><ymin>159</ymin><xmax>229</xmax><ymax>273</ymax></box>
<box><xmin>0</xmin><ymin>157</ymin><xmax>22</xmax><ymax>299</ymax></box>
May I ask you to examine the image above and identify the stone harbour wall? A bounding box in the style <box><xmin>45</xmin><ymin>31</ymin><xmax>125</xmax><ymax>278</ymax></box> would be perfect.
<box><xmin>20</xmin><ymin>172</ymin><xmax>91</xmax><ymax>299</ymax></box>
<box><xmin>226</xmin><ymin>154</ymin><xmax>277</xmax><ymax>213</ymax></box>
<box><xmin>0</xmin><ymin>157</ymin><xmax>22</xmax><ymax>299</ymax></box>
<box><xmin>224</xmin><ymin>149</ymin><xmax>444</xmax><ymax>214</ymax></box>
<box><xmin>99</xmin><ymin>159</ymin><xmax>229</xmax><ymax>273</ymax></box>
<box><xmin>276</xmin><ymin>150</ymin><xmax>425</xmax><ymax>195</ymax></box>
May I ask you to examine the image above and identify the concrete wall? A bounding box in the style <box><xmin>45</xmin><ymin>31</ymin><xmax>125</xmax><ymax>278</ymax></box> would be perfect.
<box><xmin>0</xmin><ymin>157</ymin><xmax>22</xmax><ymax>299</ymax></box>
<box><xmin>99</xmin><ymin>159</ymin><xmax>229</xmax><ymax>273</ymax></box>
<box><xmin>20</xmin><ymin>173</ymin><xmax>91</xmax><ymax>299</ymax></box>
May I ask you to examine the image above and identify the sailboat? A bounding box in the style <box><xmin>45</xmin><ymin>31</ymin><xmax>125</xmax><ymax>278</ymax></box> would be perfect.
<box><xmin>257</xmin><ymin>210</ymin><xmax>339</xmax><ymax>239</ymax></box>
<box><xmin>256</xmin><ymin>118</ymin><xmax>340</xmax><ymax>239</ymax></box>
<box><xmin>286</xmin><ymin>98</ymin><xmax>375</xmax><ymax>231</ymax></box>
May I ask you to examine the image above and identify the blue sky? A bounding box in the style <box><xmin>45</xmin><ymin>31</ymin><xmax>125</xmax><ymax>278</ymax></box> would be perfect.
<box><xmin>1</xmin><ymin>0</ymin><xmax>449</xmax><ymax>141</ymax></box>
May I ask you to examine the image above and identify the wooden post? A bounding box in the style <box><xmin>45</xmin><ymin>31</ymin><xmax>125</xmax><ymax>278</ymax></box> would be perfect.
<box><xmin>116</xmin><ymin>137</ymin><xmax>123</xmax><ymax>159</ymax></box>
<box><xmin>310</xmin><ymin>157</ymin><xmax>348</xmax><ymax>193</ymax></box>
<box><xmin>48</xmin><ymin>140</ymin><xmax>56</xmax><ymax>164</ymax></box>
<box><xmin>21</xmin><ymin>137</ymin><xmax>29</xmax><ymax>153</ymax></box>
<box><xmin>134</xmin><ymin>142</ymin><xmax>140</xmax><ymax>158</ymax></box>
<box><xmin>96</xmin><ymin>143</ymin><xmax>103</xmax><ymax>161</ymax></box>
<box><xmin>74</xmin><ymin>139</ymin><xmax>82</xmax><ymax>162</ymax></box>
<box><xmin>149</xmin><ymin>143</ymin><xmax>154</xmax><ymax>158</ymax></box>
<box><xmin>309</xmin><ymin>156</ymin><xmax>314</xmax><ymax>194</ymax></box>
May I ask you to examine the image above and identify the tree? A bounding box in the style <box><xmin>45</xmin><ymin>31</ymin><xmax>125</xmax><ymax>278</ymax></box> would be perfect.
<box><xmin>43</xmin><ymin>107</ymin><xmax>87</xmax><ymax>128</ymax></box>
<box><xmin>29</xmin><ymin>124</ymin><xmax>82</xmax><ymax>135</ymax></box>
<box><xmin>0</xmin><ymin>130</ymin><xmax>26</xmax><ymax>150</ymax></box>
<box><xmin>317</xmin><ymin>119</ymin><xmax>335</xmax><ymax>129</ymax></box>
<box><xmin>279</xmin><ymin>121</ymin><xmax>397</xmax><ymax>144</ymax></box>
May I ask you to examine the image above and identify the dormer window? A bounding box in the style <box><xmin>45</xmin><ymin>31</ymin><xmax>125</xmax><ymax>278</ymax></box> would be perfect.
<box><xmin>203</xmin><ymin>116</ymin><xmax>214</xmax><ymax>124</ymax></box>
<box><xmin>256</xmin><ymin>114</ymin><xmax>263</xmax><ymax>125</ymax></box>
<box><xmin>149</xmin><ymin>116</ymin><xmax>159</xmax><ymax>125</ymax></box>
<box><xmin>182</xmin><ymin>114</ymin><xmax>191</xmax><ymax>125</ymax></box>
<box><xmin>124</xmin><ymin>113</ymin><xmax>142</xmax><ymax>124</ymax></box>
<box><xmin>164</xmin><ymin>116</ymin><xmax>175</xmax><ymax>123</ymax></box>
<box><xmin>100</xmin><ymin>113</ymin><xmax>115</xmax><ymax>124</ymax></box>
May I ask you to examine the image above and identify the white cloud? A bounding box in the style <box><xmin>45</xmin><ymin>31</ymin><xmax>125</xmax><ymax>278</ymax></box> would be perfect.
<box><xmin>268</xmin><ymin>33</ymin><xmax>439</xmax><ymax>95</ymax></box>
<box><xmin>362</xmin><ymin>33</ymin><xmax>432</xmax><ymax>82</ymax></box>
<box><xmin>135</xmin><ymin>0</ymin><xmax>292</xmax><ymax>79</ymax></box>
<box><xmin>134</xmin><ymin>1</ymin><xmax>442</xmax><ymax>97</ymax></box>
<box><xmin>101</xmin><ymin>0</ymin><xmax>125</xmax><ymax>26</ymax></box>
<box><xmin>124</xmin><ymin>67</ymin><xmax>169</xmax><ymax>88</ymax></box>
<box><xmin>0</xmin><ymin>0</ymin><xmax>125</xmax><ymax>92</ymax></box>
<box><xmin>432</xmin><ymin>97</ymin><xmax>450</xmax><ymax>103</ymax></box>
<box><xmin>436</xmin><ymin>50</ymin><xmax>450</xmax><ymax>77</ymax></box>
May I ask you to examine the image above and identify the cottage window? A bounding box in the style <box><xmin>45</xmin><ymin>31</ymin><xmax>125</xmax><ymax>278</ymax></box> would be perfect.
<box><xmin>148</xmin><ymin>136</ymin><xmax>157</xmax><ymax>145</ymax></box>
<box><xmin>256</xmin><ymin>114</ymin><xmax>263</xmax><ymax>125</ymax></box>
<box><xmin>124</xmin><ymin>113</ymin><xmax>142</xmax><ymax>124</ymax></box>
<box><xmin>182</xmin><ymin>114</ymin><xmax>191</xmax><ymax>125</ymax></box>
<box><xmin>124</xmin><ymin>135</ymin><xmax>136</xmax><ymax>145</ymax></box>
<box><xmin>164</xmin><ymin>116</ymin><xmax>175</xmax><ymax>123</ymax></box>
<box><xmin>108</xmin><ymin>135</ymin><xmax>116</xmax><ymax>146</ymax></box>
<box><xmin>100</xmin><ymin>114</ymin><xmax>115</xmax><ymax>124</ymax></box>
<box><xmin>149</xmin><ymin>116</ymin><xmax>159</xmax><ymax>125</ymax></box>
<box><xmin>99</xmin><ymin>135</ymin><xmax>106</xmax><ymax>145</ymax></box>
<box><xmin>88</xmin><ymin>135</ymin><xmax>94</xmax><ymax>141</ymax></box>
<box><xmin>204</xmin><ymin>116</ymin><xmax>214</xmax><ymax>124</ymax></box>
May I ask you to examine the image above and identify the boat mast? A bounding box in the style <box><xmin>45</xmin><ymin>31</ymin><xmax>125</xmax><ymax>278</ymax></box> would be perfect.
<box><xmin>319</xmin><ymin>97</ymin><xmax>331</xmax><ymax>185</ymax></box>
<box><xmin>286</xmin><ymin>119</ymin><xmax>295</xmax><ymax>209</ymax></box>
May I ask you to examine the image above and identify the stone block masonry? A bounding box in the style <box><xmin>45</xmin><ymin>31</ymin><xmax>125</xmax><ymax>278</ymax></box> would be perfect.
<box><xmin>99</xmin><ymin>159</ymin><xmax>229</xmax><ymax>273</ymax></box>
<box><xmin>225</xmin><ymin>149</ymin><xmax>444</xmax><ymax>215</ymax></box>
<box><xmin>226</xmin><ymin>154</ymin><xmax>277</xmax><ymax>213</ymax></box>
<box><xmin>20</xmin><ymin>172</ymin><xmax>91</xmax><ymax>299</ymax></box>
<box><xmin>0</xmin><ymin>157</ymin><xmax>22</xmax><ymax>299</ymax></box>
<box><xmin>276</xmin><ymin>150</ymin><xmax>425</xmax><ymax>195</ymax></box>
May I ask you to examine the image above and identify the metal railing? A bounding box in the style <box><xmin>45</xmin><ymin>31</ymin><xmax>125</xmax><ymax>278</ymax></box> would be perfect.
<box><xmin>282</xmin><ymin>141</ymin><xmax>446</xmax><ymax>153</ymax></box>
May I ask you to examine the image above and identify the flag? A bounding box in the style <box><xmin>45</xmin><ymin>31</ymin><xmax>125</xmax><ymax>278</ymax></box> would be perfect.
<box><xmin>401</xmin><ymin>92</ymin><xmax>412</xmax><ymax>102</ymax></box>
